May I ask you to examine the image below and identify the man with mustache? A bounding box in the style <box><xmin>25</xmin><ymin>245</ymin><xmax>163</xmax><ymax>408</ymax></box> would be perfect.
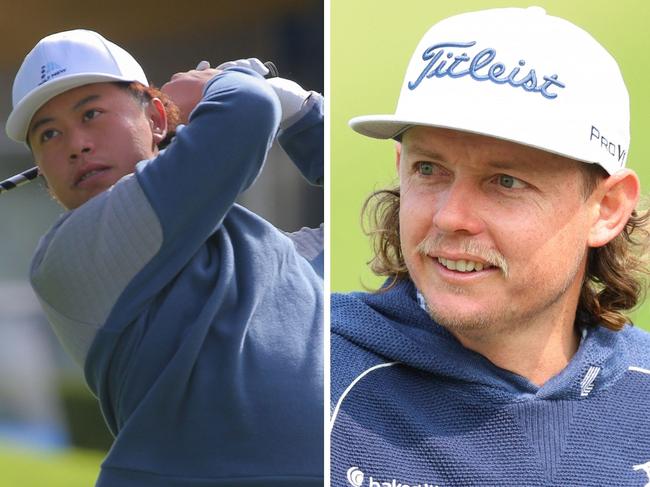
<box><xmin>331</xmin><ymin>7</ymin><xmax>650</xmax><ymax>486</ymax></box>
<box><xmin>6</xmin><ymin>30</ymin><xmax>323</xmax><ymax>486</ymax></box>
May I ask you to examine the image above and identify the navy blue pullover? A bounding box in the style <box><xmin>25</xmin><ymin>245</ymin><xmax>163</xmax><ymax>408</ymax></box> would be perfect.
<box><xmin>331</xmin><ymin>279</ymin><xmax>650</xmax><ymax>487</ymax></box>
<box><xmin>31</xmin><ymin>68</ymin><xmax>323</xmax><ymax>486</ymax></box>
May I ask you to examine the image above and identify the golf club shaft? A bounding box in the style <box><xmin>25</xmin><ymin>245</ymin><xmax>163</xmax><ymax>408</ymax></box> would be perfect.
<box><xmin>0</xmin><ymin>167</ymin><xmax>38</xmax><ymax>195</ymax></box>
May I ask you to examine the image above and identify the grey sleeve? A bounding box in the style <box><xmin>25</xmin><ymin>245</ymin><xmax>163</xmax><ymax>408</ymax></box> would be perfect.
<box><xmin>283</xmin><ymin>224</ymin><xmax>324</xmax><ymax>262</ymax></box>
<box><xmin>30</xmin><ymin>173</ymin><xmax>163</xmax><ymax>366</ymax></box>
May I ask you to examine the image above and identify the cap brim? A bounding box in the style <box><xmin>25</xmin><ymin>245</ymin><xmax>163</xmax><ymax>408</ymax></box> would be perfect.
<box><xmin>6</xmin><ymin>73</ymin><xmax>147</xmax><ymax>143</ymax></box>
<box><xmin>349</xmin><ymin>114</ymin><xmax>509</xmax><ymax>141</ymax></box>
<box><xmin>349</xmin><ymin>114</ymin><xmax>613</xmax><ymax>173</ymax></box>
<box><xmin>348</xmin><ymin>115</ymin><xmax>415</xmax><ymax>140</ymax></box>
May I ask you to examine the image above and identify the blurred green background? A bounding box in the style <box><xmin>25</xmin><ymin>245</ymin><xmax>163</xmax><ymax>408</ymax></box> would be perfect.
<box><xmin>0</xmin><ymin>445</ymin><xmax>103</xmax><ymax>486</ymax></box>
<box><xmin>331</xmin><ymin>0</ymin><xmax>650</xmax><ymax>330</ymax></box>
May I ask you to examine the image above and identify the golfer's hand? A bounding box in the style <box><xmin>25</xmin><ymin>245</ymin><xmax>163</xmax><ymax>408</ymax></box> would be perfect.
<box><xmin>161</xmin><ymin>67</ymin><xmax>221</xmax><ymax>124</ymax></box>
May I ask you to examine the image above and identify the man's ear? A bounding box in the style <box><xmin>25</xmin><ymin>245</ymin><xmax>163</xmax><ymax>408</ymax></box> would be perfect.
<box><xmin>395</xmin><ymin>141</ymin><xmax>402</xmax><ymax>172</ymax></box>
<box><xmin>148</xmin><ymin>98</ymin><xmax>168</xmax><ymax>146</ymax></box>
<box><xmin>588</xmin><ymin>169</ymin><xmax>640</xmax><ymax>248</ymax></box>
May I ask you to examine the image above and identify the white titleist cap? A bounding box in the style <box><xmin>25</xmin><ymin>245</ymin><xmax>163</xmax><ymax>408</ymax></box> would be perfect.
<box><xmin>6</xmin><ymin>29</ymin><xmax>148</xmax><ymax>143</ymax></box>
<box><xmin>350</xmin><ymin>7</ymin><xmax>630</xmax><ymax>174</ymax></box>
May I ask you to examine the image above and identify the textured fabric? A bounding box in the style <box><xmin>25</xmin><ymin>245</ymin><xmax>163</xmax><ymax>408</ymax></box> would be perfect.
<box><xmin>30</xmin><ymin>174</ymin><xmax>162</xmax><ymax>365</ymax></box>
<box><xmin>285</xmin><ymin>224</ymin><xmax>324</xmax><ymax>262</ymax></box>
<box><xmin>31</xmin><ymin>67</ymin><xmax>324</xmax><ymax>486</ymax></box>
<box><xmin>285</xmin><ymin>224</ymin><xmax>324</xmax><ymax>277</ymax></box>
<box><xmin>331</xmin><ymin>279</ymin><xmax>650</xmax><ymax>487</ymax></box>
<box><xmin>278</xmin><ymin>93</ymin><xmax>324</xmax><ymax>186</ymax></box>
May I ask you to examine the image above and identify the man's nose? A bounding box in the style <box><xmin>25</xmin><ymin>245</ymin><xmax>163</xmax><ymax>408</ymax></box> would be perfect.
<box><xmin>431</xmin><ymin>179</ymin><xmax>484</xmax><ymax>235</ymax></box>
<box><xmin>68</xmin><ymin>130</ymin><xmax>93</xmax><ymax>161</ymax></box>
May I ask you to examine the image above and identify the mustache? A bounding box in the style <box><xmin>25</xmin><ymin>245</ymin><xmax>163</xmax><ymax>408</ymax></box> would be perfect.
<box><xmin>416</xmin><ymin>234</ymin><xmax>509</xmax><ymax>277</ymax></box>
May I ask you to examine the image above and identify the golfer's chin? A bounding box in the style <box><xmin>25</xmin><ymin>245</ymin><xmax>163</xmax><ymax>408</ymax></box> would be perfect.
<box><xmin>423</xmin><ymin>295</ymin><xmax>504</xmax><ymax>334</ymax></box>
<box><xmin>414</xmin><ymin>274</ymin><xmax>511</xmax><ymax>335</ymax></box>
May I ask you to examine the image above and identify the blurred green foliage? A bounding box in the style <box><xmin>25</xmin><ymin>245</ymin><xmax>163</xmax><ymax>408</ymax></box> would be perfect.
<box><xmin>331</xmin><ymin>0</ymin><xmax>650</xmax><ymax>330</ymax></box>
<box><xmin>59</xmin><ymin>379</ymin><xmax>113</xmax><ymax>452</ymax></box>
<box><xmin>0</xmin><ymin>381</ymin><xmax>110</xmax><ymax>487</ymax></box>
<box><xmin>0</xmin><ymin>444</ymin><xmax>103</xmax><ymax>486</ymax></box>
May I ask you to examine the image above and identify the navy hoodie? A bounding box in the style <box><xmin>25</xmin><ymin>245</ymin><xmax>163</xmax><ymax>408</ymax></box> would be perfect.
<box><xmin>331</xmin><ymin>279</ymin><xmax>650</xmax><ymax>487</ymax></box>
<box><xmin>31</xmin><ymin>68</ymin><xmax>323</xmax><ymax>486</ymax></box>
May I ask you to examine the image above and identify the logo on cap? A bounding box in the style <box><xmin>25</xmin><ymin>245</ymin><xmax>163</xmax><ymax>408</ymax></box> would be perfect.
<box><xmin>408</xmin><ymin>41</ymin><xmax>565</xmax><ymax>100</ymax></box>
<box><xmin>39</xmin><ymin>62</ymin><xmax>67</xmax><ymax>86</ymax></box>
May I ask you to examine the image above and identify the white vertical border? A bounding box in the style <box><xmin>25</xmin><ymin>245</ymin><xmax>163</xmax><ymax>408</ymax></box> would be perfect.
<box><xmin>323</xmin><ymin>0</ymin><xmax>331</xmax><ymax>485</ymax></box>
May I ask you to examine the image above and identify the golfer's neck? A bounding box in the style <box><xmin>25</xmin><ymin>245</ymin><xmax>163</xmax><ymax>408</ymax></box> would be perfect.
<box><xmin>451</xmin><ymin>302</ymin><xmax>581</xmax><ymax>387</ymax></box>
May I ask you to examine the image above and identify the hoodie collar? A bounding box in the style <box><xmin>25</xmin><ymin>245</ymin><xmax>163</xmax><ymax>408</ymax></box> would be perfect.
<box><xmin>335</xmin><ymin>279</ymin><xmax>630</xmax><ymax>401</ymax></box>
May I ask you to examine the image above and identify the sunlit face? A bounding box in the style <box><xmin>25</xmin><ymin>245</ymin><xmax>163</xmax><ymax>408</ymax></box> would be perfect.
<box><xmin>398</xmin><ymin>126</ymin><xmax>597</xmax><ymax>336</ymax></box>
<box><xmin>28</xmin><ymin>82</ymin><xmax>162</xmax><ymax>209</ymax></box>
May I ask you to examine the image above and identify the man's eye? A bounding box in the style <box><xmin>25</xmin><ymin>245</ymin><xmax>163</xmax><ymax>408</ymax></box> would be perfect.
<box><xmin>40</xmin><ymin>129</ymin><xmax>59</xmax><ymax>143</ymax></box>
<box><xmin>417</xmin><ymin>162</ymin><xmax>434</xmax><ymax>175</ymax></box>
<box><xmin>83</xmin><ymin>109</ymin><xmax>101</xmax><ymax>121</ymax></box>
<box><xmin>497</xmin><ymin>174</ymin><xmax>526</xmax><ymax>189</ymax></box>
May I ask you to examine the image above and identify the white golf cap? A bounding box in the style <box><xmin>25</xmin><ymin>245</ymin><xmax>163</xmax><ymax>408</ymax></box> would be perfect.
<box><xmin>6</xmin><ymin>29</ymin><xmax>148</xmax><ymax>143</ymax></box>
<box><xmin>350</xmin><ymin>7</ymin><xmax>630</xmax><ymax>174</ymax></box>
